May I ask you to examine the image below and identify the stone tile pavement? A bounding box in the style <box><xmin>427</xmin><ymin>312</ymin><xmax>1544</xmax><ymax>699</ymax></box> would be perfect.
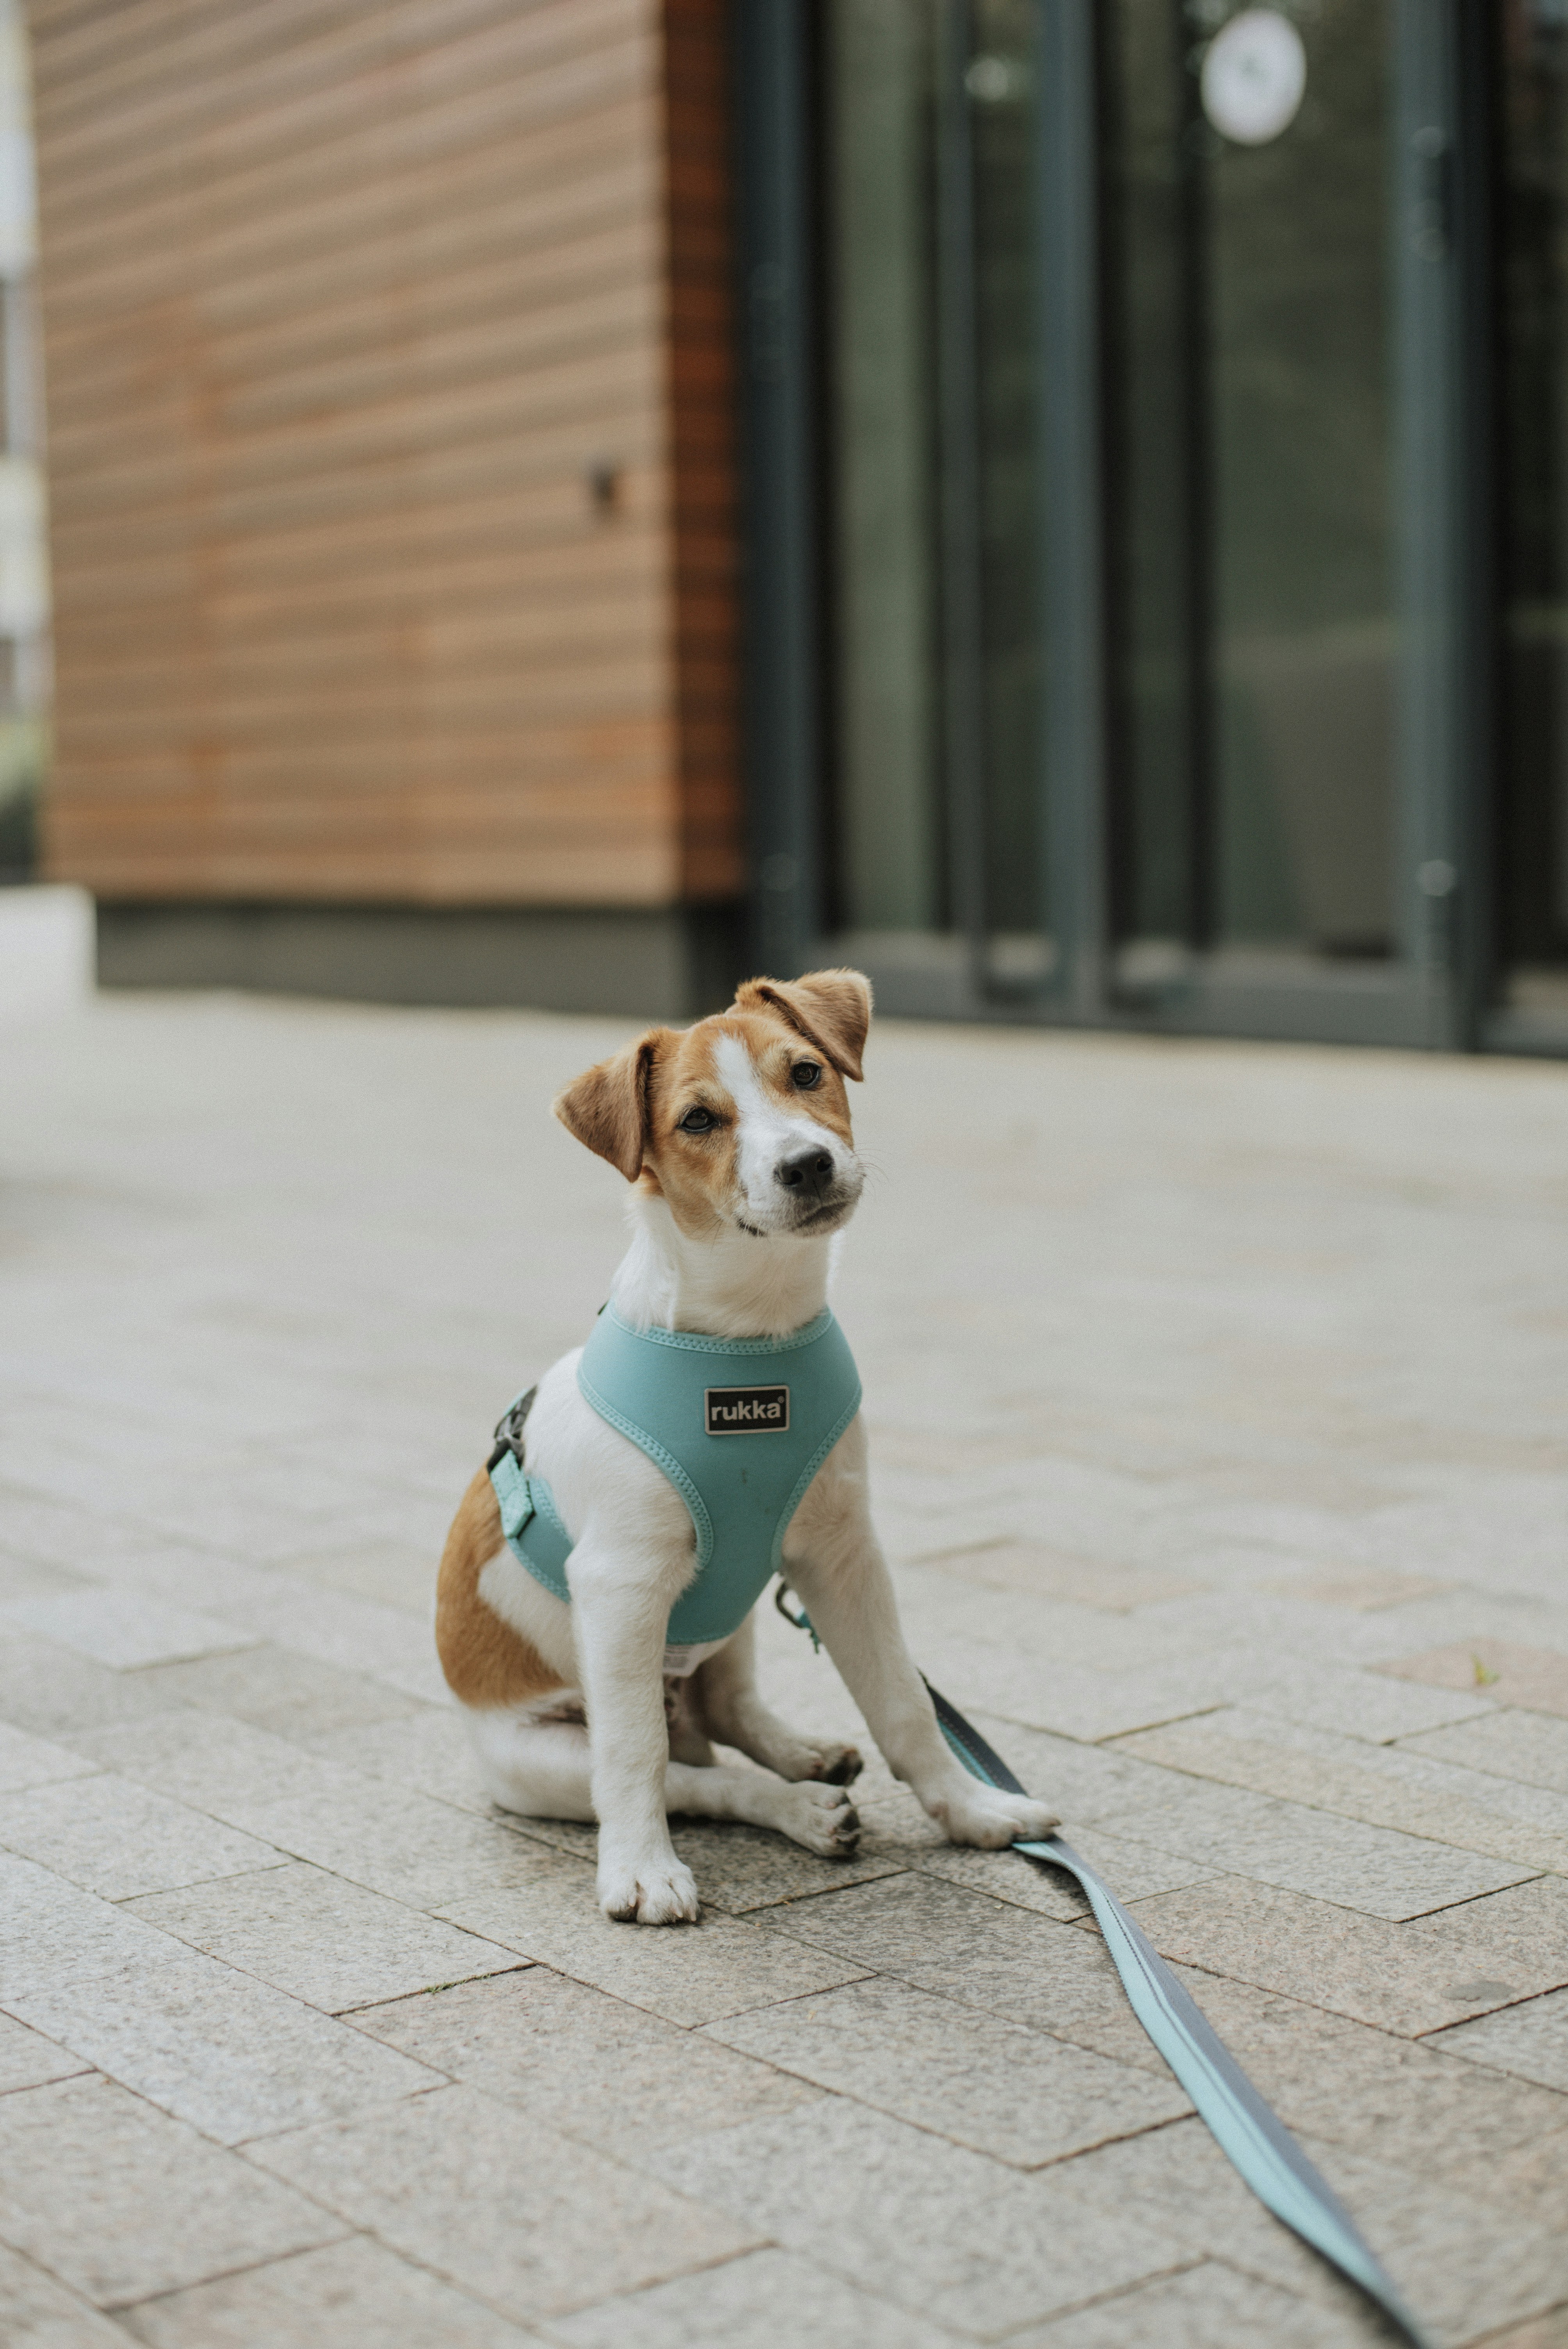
<box><xmin>2</xmin><ymin>989</ymin><xmax>1568</xmax><ymax>2346</ymax></box>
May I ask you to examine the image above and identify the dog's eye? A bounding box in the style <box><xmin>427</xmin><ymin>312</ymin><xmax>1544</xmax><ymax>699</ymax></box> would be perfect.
<box><xmin>791</xmin><ymin>1061</ymin><xmax>822</xmax><ymax>1090</ymax></box>
<box><xmin>679</xmin><ymin>1105</ymin><xmax>717</xmax><ymax>1134</ymax></box>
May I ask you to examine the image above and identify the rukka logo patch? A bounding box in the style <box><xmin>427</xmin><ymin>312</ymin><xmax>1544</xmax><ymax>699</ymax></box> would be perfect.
<box><xmin>704</xmin><ymin>1384</ymin><xmax>790</xmax><ymax>1435</ymax></box>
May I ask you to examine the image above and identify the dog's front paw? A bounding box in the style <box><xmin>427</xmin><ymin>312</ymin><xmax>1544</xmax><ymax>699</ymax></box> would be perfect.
<box><xmin>598</xmin><ymin>1853</ymin><xmax>700</xmax><ymax>1925</ymax></box>
<box><xmin>803</xmin><ymin>1738</ymin><xmax>864</xmax><ymax>1785</ymax></box>
<box><xmin>935</xmin><ymin>1784</ymin><xmax>1059</xmax><ymax>1850</ymax></box>
<box><xmin>773</xmin><ymin>1779</ymin><xmax>860</xmax><ymax>1857</ymax></box>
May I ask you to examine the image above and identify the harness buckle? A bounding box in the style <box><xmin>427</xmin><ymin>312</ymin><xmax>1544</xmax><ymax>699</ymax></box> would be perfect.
<box><xmin>486</xmin><ymin>1384</ymin><xmax>538</xmax><ymax>1474</ymax></box>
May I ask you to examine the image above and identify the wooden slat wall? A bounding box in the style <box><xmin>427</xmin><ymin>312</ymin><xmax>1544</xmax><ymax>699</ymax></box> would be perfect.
<box><xmin>30</xmin><ymin>0</ymin><xmax>742</xmax><ymax>908</ymax></box>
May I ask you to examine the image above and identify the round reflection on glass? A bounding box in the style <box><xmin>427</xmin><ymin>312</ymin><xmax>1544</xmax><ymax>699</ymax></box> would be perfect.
<box><xmin>1201</xmin><ymin>9</ymin><xmax>1307</xmax><ymax>147</ymax></box>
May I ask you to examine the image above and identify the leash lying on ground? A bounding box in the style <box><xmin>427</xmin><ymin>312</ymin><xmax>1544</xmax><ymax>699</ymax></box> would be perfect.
<box><xmin>776</xmin><ymin>1587</ymin><xmax>1430</xmax><ymax>2349</ymax></box>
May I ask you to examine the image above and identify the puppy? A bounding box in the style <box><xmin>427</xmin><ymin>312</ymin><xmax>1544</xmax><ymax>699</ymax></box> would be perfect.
<box><xmin>436</xmin><ymin>968</ymin><xmax>1058</xmax><ymax>1923</ymax></box>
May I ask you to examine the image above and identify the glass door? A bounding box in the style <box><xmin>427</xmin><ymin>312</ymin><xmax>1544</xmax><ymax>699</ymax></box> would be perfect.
<box><xmin>1103</xmin><ymin>0</ymin><xmax>1431</xmax><ymax>1030</ymax></box>
<box><xmin>807</xmin><ymin>1</ymin><xmax>1476</xmax><ymax>1044</ymax></box>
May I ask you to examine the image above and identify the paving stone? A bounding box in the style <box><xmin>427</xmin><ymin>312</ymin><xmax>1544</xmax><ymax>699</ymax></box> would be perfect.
<box><xmin>1432</xmin><ymin>1988</ymin><xmax>1568</xmax><ymax>2095</ymax></box>
<box><xmin>246</xmin><ymin>2082</ymin><xmax>762</xmax><ymax>2323</ymax></box>
<box><xmin>1048</xmin><ymin>2116</ymin><xmax>1568</xmax><ymax>2346</ymax></box>
<box><xmin>670</xmin><ymin>1816</ymin><xmax>909</xmax><ymax>1912</ymax></box>
<box><xmin>1007</xmin><ymin>2258</ymin><xmax>1363</xmax><ymax>2349</ymax></box>
<box><xmin>1117</xmin><ymin>1714</ymin><xmax>1568</xmax><ymax>1879</ymax></box>
<box><xmin>305</xmin><ymin>1706</ymin><xmax>495</xmax><ymax>1811</ymax></box>
<box><xmin>0</xmin><ymin>1850</ymin><xmax>179</xmax><ymax>1998</ymax></box>
<box><xmin>126</xmin><ymin>1861</ymin><xmax>524</xmax><ymax>2013</ymax></box>
<box><xmin>203</xmin><ymin>1570</ymin><xmax>450</xmax><ymax>1703</ymax></box>
<box><xmin>134</xmin><ymin>1643</ymin><xmax>424</xmax><ymax>1739</ymax></box>
<box><xmin>1158</xmin><ymin>1965</ymin><xmax>1568</xmax><ymax>2178</ymax></box>
<box><xmin>1455</xmin><ymin>2131</ymin><xmax>1568</xmax><ymax>2244</ymax></box>
<box><xmin>276</xmin><ymin>1537</ymin><xmax>441</xmax><ymax>1617</ymax></box>
<box><xmin>704</xmin><ymin>1973</ymin><xmax>1190</xmax><ymax>2165</ymax></box>
<box><xmin>0</xmin><ymin>1551</ymin><xmax>93</xmax><ymax>1611</ymax></box>
<box><xmin>642</xmin><ymin>2093</ymin><xmax>1186</xmax><ymax>2338</ymax></box>
<box><xmin>117</xmin><ymin>2235</ymin><xmax>540</xmax><ymax>2349</ymax></box>
<box><xmin>72</xmin><ymin>1711</ymin><xmax>538</xmax><ymax>1907</ymax></box>
<box><xmin>0</xmin><ymin>1718</ymin><xmax>100</xmax><ymax>1793</ymax></box>
<box><xmin>5</xmin><ymin>1944</ymin><xmax>443</xmax><ymax>2143</ymax></box>
<box><xmin>0</xmin><ymin>1590</ymin><xmax>257</xmax><ymax>1670</ymax></box>
<box><xmin>759</xmin><ymin>1871</ymin><xmax>1173</xmax><ymax>2074</ymax></box>
<box><xmin>964</xmin><ymin>1711</ymin><xmax>1186</xmax><ymax>1820</ymax></box>
<box><xmin>1087</xmin><ymin>1772</ymin><xmax>1537</xmax><ymax>1919</ymax></box>
<box><xmin>1246</xmin><ymin>1660</ymin><xmax>1499</xmax><ymax>1744</ymax></box>
<box><xmin>0</xmin><ymin>2073</ymin><xmax>344</xmax><ymax>2306</ymax></box>
<box><xmin>1281</xmin><ymin>1570</ymin><xmax>1454</xmax><ymax>1614</ymax></box>
<box><xmin>70</xmin><ymin>1709</ymin><xmax>369</xmax><ymax>1815</ymax></box>
<box><xmin>1463</xmin><ymin>2308</ymin><xmax>1568</xmax><ymax>2349</ymax></box>
<box><xmin>247</xmin><ymin>1770</ymin><xmax>544</xmax><ymax>1909</ymax></box>
<box><xmin>915</xmin><ymin>1826</ymin><xmax>1221</xmax><ymax>1921</ymax></box>
<box><xmin>957</xmin><ymin>1650</ymin><xmax>1238</xmax><ymax>1743</ymax></box>
<box><xmin>1377</xmin><ymin>1643</ymin><xmax>1568</xmax><ymax>1720</ymax></box>
<box><xmin>0</xmin><ymin>2239</ymin><xmax>139</xmax><ymax>2346</ymax></box>
<box><xmin>351</xmin><ymin>1966</ymin><xmax>822</xmax><ymax>2152</ymax></box>
<box><xmin>0</xmin><ymin>1775</ymin><xmax>283</xmax><ymax>1902</ymax></box>
<box><xmin>0</xmin><ymin>1633</ymin><xmax>192</xmax><ymax>1738</ymax></box>
<box><xmin>547</xmin><ymin>2244</ymin><xmax>965</xmax><ymax>2349</ymax></box>
<box><xmin>1123</xmin><ymin>1875</ymin><xmax>1568</xmax><ymax>2037</ymax></box>
<box><xmin>438</xmin><ymin>1850</ymin><xmax>873</xmax><ymax>2028</ymax></box>
<box><xmin>921</xmin><ymin>1542</ymin><xmax>1208</xmax><ymax>1613</ymax></box>
<box><xmin>0</xmin><ymin>2009</ymin><xmax>91</xmax><ymax>2095</ymax></box>
<box><xmin>1402</xmin><ymin>1711</ymin><xmax>1568</xmax><ymax>1797</ymax></box>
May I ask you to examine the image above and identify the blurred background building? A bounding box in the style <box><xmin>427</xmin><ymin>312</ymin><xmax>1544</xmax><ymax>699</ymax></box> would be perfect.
<box><xmin>13</xmin><ymin>0</ymin><xmax>1568</xmax><ymax>1054</ymax></box>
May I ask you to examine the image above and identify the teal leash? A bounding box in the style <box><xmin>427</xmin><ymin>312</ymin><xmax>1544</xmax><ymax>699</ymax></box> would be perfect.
<box><xmin>775</xmin><ymin>1589</ymin><xmax>1429</xmax><ymax>2347</ymax></box>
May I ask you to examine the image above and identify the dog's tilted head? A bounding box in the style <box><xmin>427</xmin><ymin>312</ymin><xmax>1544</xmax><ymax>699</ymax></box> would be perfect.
<box><xmin>553</xmin><ymin>969</ymin><xmax>871</xmax><ymax>1240</ymax></box>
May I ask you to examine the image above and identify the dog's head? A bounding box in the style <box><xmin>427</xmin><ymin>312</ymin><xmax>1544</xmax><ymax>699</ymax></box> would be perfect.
<box><xmin>554</xmin><ymin>970</ymin><xmax>870</xmax><ymax>1241</ymax></box>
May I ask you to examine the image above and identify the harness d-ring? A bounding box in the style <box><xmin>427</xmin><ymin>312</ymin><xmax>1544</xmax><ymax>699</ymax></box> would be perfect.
<box><xmin>773</xmin><ymin>1578</ymin><xmax>820</xmax><ymax>1650</ymax></box>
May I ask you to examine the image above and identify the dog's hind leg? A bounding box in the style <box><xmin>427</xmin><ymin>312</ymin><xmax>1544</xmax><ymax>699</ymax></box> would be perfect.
<box><xmin>466</xmin><ymin>1702</ymin><xmax>859</xmax><ymax>1884</ymax></box>
<box><xmin>694</xmin><ymin>1614</ymin><xmax>863</xmax><ymax>1786</ymax></box>
<box><xmin>665</xmin><ymin>1674</ymin><xmax>716</xmax><ymax>1768</ymax></box>
<box><xmin>468</xmin><ymin>1704</ymin><xmax>598</xmax><ymax>1821</ymax></box>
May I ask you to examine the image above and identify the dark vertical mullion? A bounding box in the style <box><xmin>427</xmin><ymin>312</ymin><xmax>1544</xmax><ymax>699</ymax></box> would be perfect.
<box><xmin>934</xmin><ymin>0</ymin><xmax>991</xmax><ymax>998</ymax></box>
<box><xmin>1395</xmin><ymin>0</ymin><xmax>1491</xmax><ymax>1046</ymax></box>
<box><xmin>1039</xmin><ymin>0</ymin><xmax>1109</xmax><ymax>1019</ymax></box>
<box><xmin>1173</xmin><ymin>13</ymin><xmax>1216</xmax><ymax>952</ymax></box>
<box><xmin>734</xmin><ymin>1</ymin><xmax>820</xmax><ymax>980</ymax></box>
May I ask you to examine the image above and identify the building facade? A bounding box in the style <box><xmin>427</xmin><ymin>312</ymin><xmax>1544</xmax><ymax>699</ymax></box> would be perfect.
<box><xmin>27</xmin><ymin>0</ymin><xmax>1568</xmax><ymax>1053</ymax></box>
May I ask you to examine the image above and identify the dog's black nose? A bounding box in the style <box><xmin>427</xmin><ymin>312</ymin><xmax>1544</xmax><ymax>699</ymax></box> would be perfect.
<box><xmin>775</xmin><ymin>1146</ymin><xmax>834</xmax><ymax>1197</ymax></box>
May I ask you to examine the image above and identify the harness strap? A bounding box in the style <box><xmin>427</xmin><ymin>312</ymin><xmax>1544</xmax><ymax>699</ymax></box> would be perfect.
<box><xmin>777</xmin><ymin>1586</ymin><xmax>1429</xmax><ymax>2348</ymax></box>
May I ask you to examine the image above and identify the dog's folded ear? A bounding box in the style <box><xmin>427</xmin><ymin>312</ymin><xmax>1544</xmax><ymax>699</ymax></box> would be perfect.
<box><xmin>553</xmin><ymin>1031</ymin><xmax>670</xmax><ymax>1180</ymax></box>
<box><xmin>736</xmin><ymin>968</ymin><xmax>872</xmax><ymax>1082</ymax></box>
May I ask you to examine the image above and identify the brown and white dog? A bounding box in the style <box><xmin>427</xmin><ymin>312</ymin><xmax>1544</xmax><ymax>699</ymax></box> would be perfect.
<box><xmin>435</xmin><ymin>968</ymin><xmax>1059</xmax><ymax>1923</ymax></box>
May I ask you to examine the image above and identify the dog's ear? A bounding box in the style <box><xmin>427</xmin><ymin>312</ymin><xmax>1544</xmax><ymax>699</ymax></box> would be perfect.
<box><xmin>552</xmin><ymin>1030</ymin><xmax>669</xmax><ymax>1180</ymax></box>
<box><xmin>736</xmin><ymin>968</ymin><xmax>872</xmax><ymax>1082</ymax></box>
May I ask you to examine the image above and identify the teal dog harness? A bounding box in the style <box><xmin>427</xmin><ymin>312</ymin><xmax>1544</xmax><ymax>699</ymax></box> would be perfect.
<box><xmin>486</xmin><ymin>1307</ymin><xmax>862</xmax><ymax>1651</ymax></box>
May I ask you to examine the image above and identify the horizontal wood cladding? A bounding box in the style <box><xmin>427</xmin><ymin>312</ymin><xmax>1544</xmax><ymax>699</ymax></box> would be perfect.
<box><xmin>33</xmin><ymin>0</ymin><xmax>743</xmax><ymax>909</ymax></box>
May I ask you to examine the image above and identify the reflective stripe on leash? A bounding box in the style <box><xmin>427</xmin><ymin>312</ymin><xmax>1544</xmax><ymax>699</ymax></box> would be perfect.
<box><xmin>775</xmin><ymin>1587</ymin><xmax>1430</xmax><ymax>2347</ymax></box>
